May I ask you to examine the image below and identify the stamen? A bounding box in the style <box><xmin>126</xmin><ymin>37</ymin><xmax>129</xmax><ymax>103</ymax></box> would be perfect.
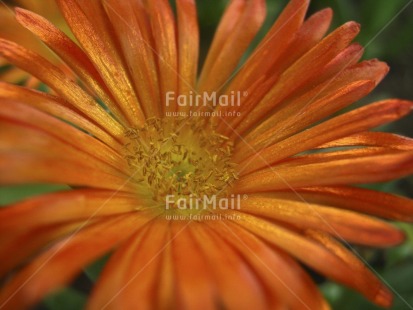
<box><xmin>123</xmin><ymin>117</ymin><xmax>237</xmax><ymax>213</ymax></box>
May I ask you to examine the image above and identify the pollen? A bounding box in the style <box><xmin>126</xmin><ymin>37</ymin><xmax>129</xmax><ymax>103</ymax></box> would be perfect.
<box><xmin>123</xmin><ymin>117</ymin><xmax>237</xmax><ymax>213</ymax></box>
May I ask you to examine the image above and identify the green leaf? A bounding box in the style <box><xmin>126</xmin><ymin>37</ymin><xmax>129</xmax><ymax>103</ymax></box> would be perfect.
<box><xmin>83</xmin><ymin>254</ymin><xmax>111</xmax><ymax>282</ymax></box>
<box><xmin>0</xmin><ymin>184</ymin><xmax>70</xmax><ymax>206</ymax></box>
<box><xmin>387</xmin><ymin>223</ymin><xmax>413</xmax><ymax>266</ymax></box>
<box><xmin>43</xmin><ymin>287</ymin><xmax>86</xmax><ymax>310</ymax></box>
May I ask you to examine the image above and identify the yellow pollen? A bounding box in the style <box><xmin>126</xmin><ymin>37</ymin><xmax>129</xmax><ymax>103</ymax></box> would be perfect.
<box><xmin>123</xmin><ymin>117</ymin><xmax>237</xmax><ymax>214</ymax></box>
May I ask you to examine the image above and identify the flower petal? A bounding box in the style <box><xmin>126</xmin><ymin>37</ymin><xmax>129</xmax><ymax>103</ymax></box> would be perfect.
<box><xmin>235</xmin><ymin>151</ymin><xmax>413</xmax><ymax>193</ymax></box>
<box><xmin>215</xmin><ymin>6</ymin><xmax>331</xmax><ymax>131</ymax></box>
<box><xmin>291</xmin><ymin>186</ymin><xmax>413</xmax><ymax>222</ymax></box>
<box><xmin>318</xmin><ymin>132</ymin><xmax>413</xmax><ymax>150</ymax></box>
<box><xmin>0</xmin><ymin>151</ymin><xmax>132</xmax><ymax>190</ymax></box>
<box><xmin>218</xmin><ymin>0</ymin><xmax>308</xmax><ymax>94</ymax></box>
<box><xmin>209</xmin><ymin>220</ymin><xmax>330</xmax><ymax>309</ymax></box>
<box><xmin>237</xmin><ymin>99</ymin><xmax>413</xmax><ymax>174</ymax></box>
<box><xmin>145</xmin><ymin>0</ymin><xmax>178</xmax><ymax>114</ymax></box>
<box><xmin>237</xmin><ymin>194</ymin><xmax>404</xmax><ymax>246</ymax></box>
<box><xmin>103</xmin><ymin>0</ymin><xmax>162</xmax><ymax>118</ymax></box>
<box><xmin>232</xmin><ymin>212</ymin><xmax>392</xmax><ymax>307</ymax></box>
<box><xmin>239</xmin><ymin>58</ymin><xmax>389</xmax><ymax>151</ymax></box>
<box><xmin>0</xmin><ymin>120</ymin><xmax>126</xmax><ymax>178</ymax></box>
<box><xmin>0</xmin><ymin>215</ymin><xmax>148</xmax><ymax>309</ymax></box>
<box><xmin>191</xmin><ymin>221</ymin><xmax>268</xmax><ymax>310</ymax></box>
<box><xmin>15</xmin><ymin>8</ymin><xmax>128</xmax><ymax>124</ymax></box>
<box><xmin>0</xmin><ymin>39</ymin><xmax>124</xmax><ymax>137</ymax></box>
<box><xmin>0</xmin><ymin>222</ymin><xmax>82</xmax><ymax>278</ymax></box>
<box><xmin>0</xmin><ymin>5</ymin><xmax>57</xmax><ymax>62</ymax></box>
<box><xmin>218</xmin><ymin>42</ymin><xmax>359</xmax><ymax>136</ymax></box>
<box><xmin>55</xmin><ymin>0</ymin><xmax>146</xmax><ymax>126</ymax></box>
<box><xmin>277</xmin><ymin>8</ymin><xmax>333</xmax><ymax>72</ymax></box>
<box><xmin>176</xmin><ymin>0</ymin><xmax>199</xmax><ymax>113</ymax></box>
<box><xmin>0</xmin><ymin>67</ymin><xmax>28</xmax><ymax>85</ymax></box>
<box><xmin>0</xmin><ymin>189</ymin><xmax>139</xmax><ymax>233</ymax></box>
<box><xmin>235</xmin><ymin>21</ymin><xmax>360</xmax><ymax>135</ymax></box>
<box><xmin>0</xmin><ymin>82</ymin><xmax>119</xmax><ymax>148</ymax></box>
<box><xmin>87</xmin><ymin>218</ymin><xmax>166</xmax><ymax>310</ymax></box>
<box><xmin>198</xmin><ymin>0</ymin><xmax>266</xmax><ymax>93</ymax></box>
<box><xmin>235</xmin><ymin>80</ymin><xmax>375</xmax><ymax>161</ymax></box>
<box><xmin>156</xmin><ymin>228</ymin><xmax>175</xmax><ymax>309</ymax></box>
<box><xmin>171</xmin><ymin>222</ymin><xmax>216</xmax><ymax>309</ymax></box>
<box><xmin>305</xmin><ymin>230</ymin><xmax>392</xmax><ymax>307</ymax></box>
<box><xmin>0</xmin><ymin>101</ymin><xmax>124</xmax><ymax>168</ymax></box>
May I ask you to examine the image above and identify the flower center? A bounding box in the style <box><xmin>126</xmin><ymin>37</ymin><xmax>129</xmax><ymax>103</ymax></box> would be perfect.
<box><xmin>124</xmin><ymin>117</ymin><xmax>237</xmax><ymax>217</ymax></box>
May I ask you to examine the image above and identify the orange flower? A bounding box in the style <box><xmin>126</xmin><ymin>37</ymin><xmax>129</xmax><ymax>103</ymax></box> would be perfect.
<box><xmin>0</xmin><ymin>0</ymin><xmax>413</xmax><ymax>309</ymax></box>
<box><xmin>0</xmin><ymin>0</ymin><xmax>72</xmax><ymax>87</ymax></box>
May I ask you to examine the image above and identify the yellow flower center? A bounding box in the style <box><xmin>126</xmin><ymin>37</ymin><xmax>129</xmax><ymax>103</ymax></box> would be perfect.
<box><xmin>124</xmin><ymin>117</ymin><xmax>237</xmax><ymax>217</ymax></box>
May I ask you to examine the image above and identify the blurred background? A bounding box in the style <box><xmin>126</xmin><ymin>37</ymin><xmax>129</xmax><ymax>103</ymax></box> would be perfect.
<box><xmin>0</xmin><ymin>0</ymin><xmax>413</xmax><ymax>309</ymax></box>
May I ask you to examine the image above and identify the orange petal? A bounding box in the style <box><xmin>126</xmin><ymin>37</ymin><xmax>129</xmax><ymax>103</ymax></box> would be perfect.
<box><xmin>220</xmin><ymin>43</ymin><xmax>365</xmax><ymax>137</ymax></box>
<box><xmin>0</xmin><ymin>67</ymin><xmax>28</xmax><ymax>84</ymax></box>
<box><xmin>218</xmin><ymin>7</ymin><xmax>332</xmax><ymax>128</ymax></box>
<box><xmin>176</xmin><ymin>0</ymin><xmax>199</xmax><ymax>113</ymax></box>
<box><xmin>145</xmin><ymin>0</ymin><xmax>178</xmax><ymax>114</ymax></box>
<box><xmin>0</xmin><ymin>5</ymin><xmax>57</xmax><ymax>63</ymax></box>
<box><xmin>197</xmin><ymin>0</ymin><xmax>245</xmax><ymax>86</ymax></box>
<box><xmin>0</xmin><ymin>189</ymin><xmax>139</xmax><ymax>233</ymax></box>
<box><xmin>277</xmin><ymin>147</ymin><xmax>403</xmax><ymax>166</ymax></box>
<box><xmin>305</xmin><ymin>229</ymin><xmax>392</xmax><ymax>307</ymax></box>
<box><xmin>0</xmin><ymin>82</ymin><xmax>119</xmax><ymax>148</ymax></box>
<box><xmin>198</xmin><ymin>0</ymin><xmax>266</xmax><ymax>93</ymax></box>
<box><xmin>0</xmin><ymin>39</ymin><xmax>124</xmax><ymax>138</ymax></box>
<box><xmin>214</xmin><ymin>72</ymin><xmax>277</xmax><ymax>132</ymax></box>
<box><xmin>234</xmin><ymin>151</ymin><xmax>413</xmax><ymax>193</ymax></box>
<box><xmin>216</xmin><ymin>0</ymin><xmax>308</xmax><ymax>131</ymax></box>
<box><xmin>0</xmin><ymin>120</ymin><xmax>126</xmax><ymax>177</ymax></box>
<box><xmin>292</xmin><ymin>186</ymin><xmax>413</xmax><ymax>222</ymax></box>
<box><xmin>219</xmin><ymin>0</ymin><xmax>309</xmax><ymax>97</ymax></box>
<box><xmin>217</xmin><ymin>6</ymin><xmax>331</xmax><ymax>130</ymax></box>
<box><xmin>0</xmin><ymin>221</ymin><xmax>82</xmax><ymax>278</ymax></box>
<box><xmin>209</xmin><ymin>220</ymin><xmax>329</xmax><ymax>309</ymax></box>
<box><xmin>232</xmin><ymin>212</ymin><xmax>392</xmax><ymax>307</ymax></box>
<box><xmin>295</xmin><ymin>42</ymin><xmax>365</xmax><ymax>96</ymax></box>
<box><xmin>237</xmin><ymin>194</ymin><xmax>404</xmax><ymax>246</ymax></box>
<box><xmin>237</xmin><ymin>99</ymin><xmax>413</xmax><ymax>174</ymax></box>
<box><xmin>156</xmin><ymin>227</ymin><xmax>175</xmax><ymax>309</ymax></box>
<box><xmin>318</xmin><ymin>132</ymin><xmax>413</xmax><ymax>151</ymax></box>
<box><xmin>103</xmin><ymin>0</ymin><xmax>162</xmax><ymax>119</ymax></box>
<box><xmin>276</xmin><ymin>8</ymin><xmax>333</xmax><ymax>73</ymax></box>
<box><xmin>55</xmin><ymin>0</ymin><xmax>145</xmax><ymax>127</ymax></box>
<box><xmin>171</xmin><ymin>222</ymin><xmax>216</xmax><ymax>309</ymax></box>
<box><xmin>235</xmin><ymin>21</ymin><xmax>360</xmax><ymax>135</ymax></box>
<box><xmin>87</xmin><ymin>218</ymin><xmax>165</xmax><ymax>310</ymax></box>
<box><xmin>0</xmin><ymin>152</ymin><xmax>131</xmax><ymax>191</ymax></box>
<box><xmin>15</xmin><ymin>8</ymin><xmax>128</xmax><ymax>124</ymax></box>
<box><xmin>0</xmin><ymin>214</ymin><xmax>147</xmax><ymax>310</ymax></box>
<box><xmin>241</xmin><ymin>58</ymin><xmax>388</xmax><ymax>148</ymax></box>
<box><xmin>235</xmin><ymin>80</ymin><xmax>375</xmax><ymax>161</ymax></box>
<box><xmin>307</xmin><ymin>58</ymin><xmax>389</xmax><ymax>102</ymax></box>
<box><xmin>191</xmin><ymin>221</ymin><xmax>268</xmax><ymax>310</ymax></box>
<box><xmin>0</xmin><ymin>101</ymin><xmax>124</xmax><ymax>169</ymax></box>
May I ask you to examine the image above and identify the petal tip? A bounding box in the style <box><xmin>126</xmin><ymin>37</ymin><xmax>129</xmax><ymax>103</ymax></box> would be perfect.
<box><xmin>398</xmin><ymin>99</ymin><xmax>413</xmax><ymax>113</ymax></box>
<box><xmin>343</xmin><ymin>21</ymin><xmax>361</xmax><ymax>35</ymax></box>
<box><xmin>14</xmin><ymin>7</ymin><xmax>29</xmax><ymax>23</ymax></box>
<box><xmin>320</xmin><ymin>7</ymin><xmax>333</xmax><ymax>19</ymax></box>
<box><xmin>374</xmin><ymin>285</ymin><xmax>393</xmax><ymax>308</ymax></box>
